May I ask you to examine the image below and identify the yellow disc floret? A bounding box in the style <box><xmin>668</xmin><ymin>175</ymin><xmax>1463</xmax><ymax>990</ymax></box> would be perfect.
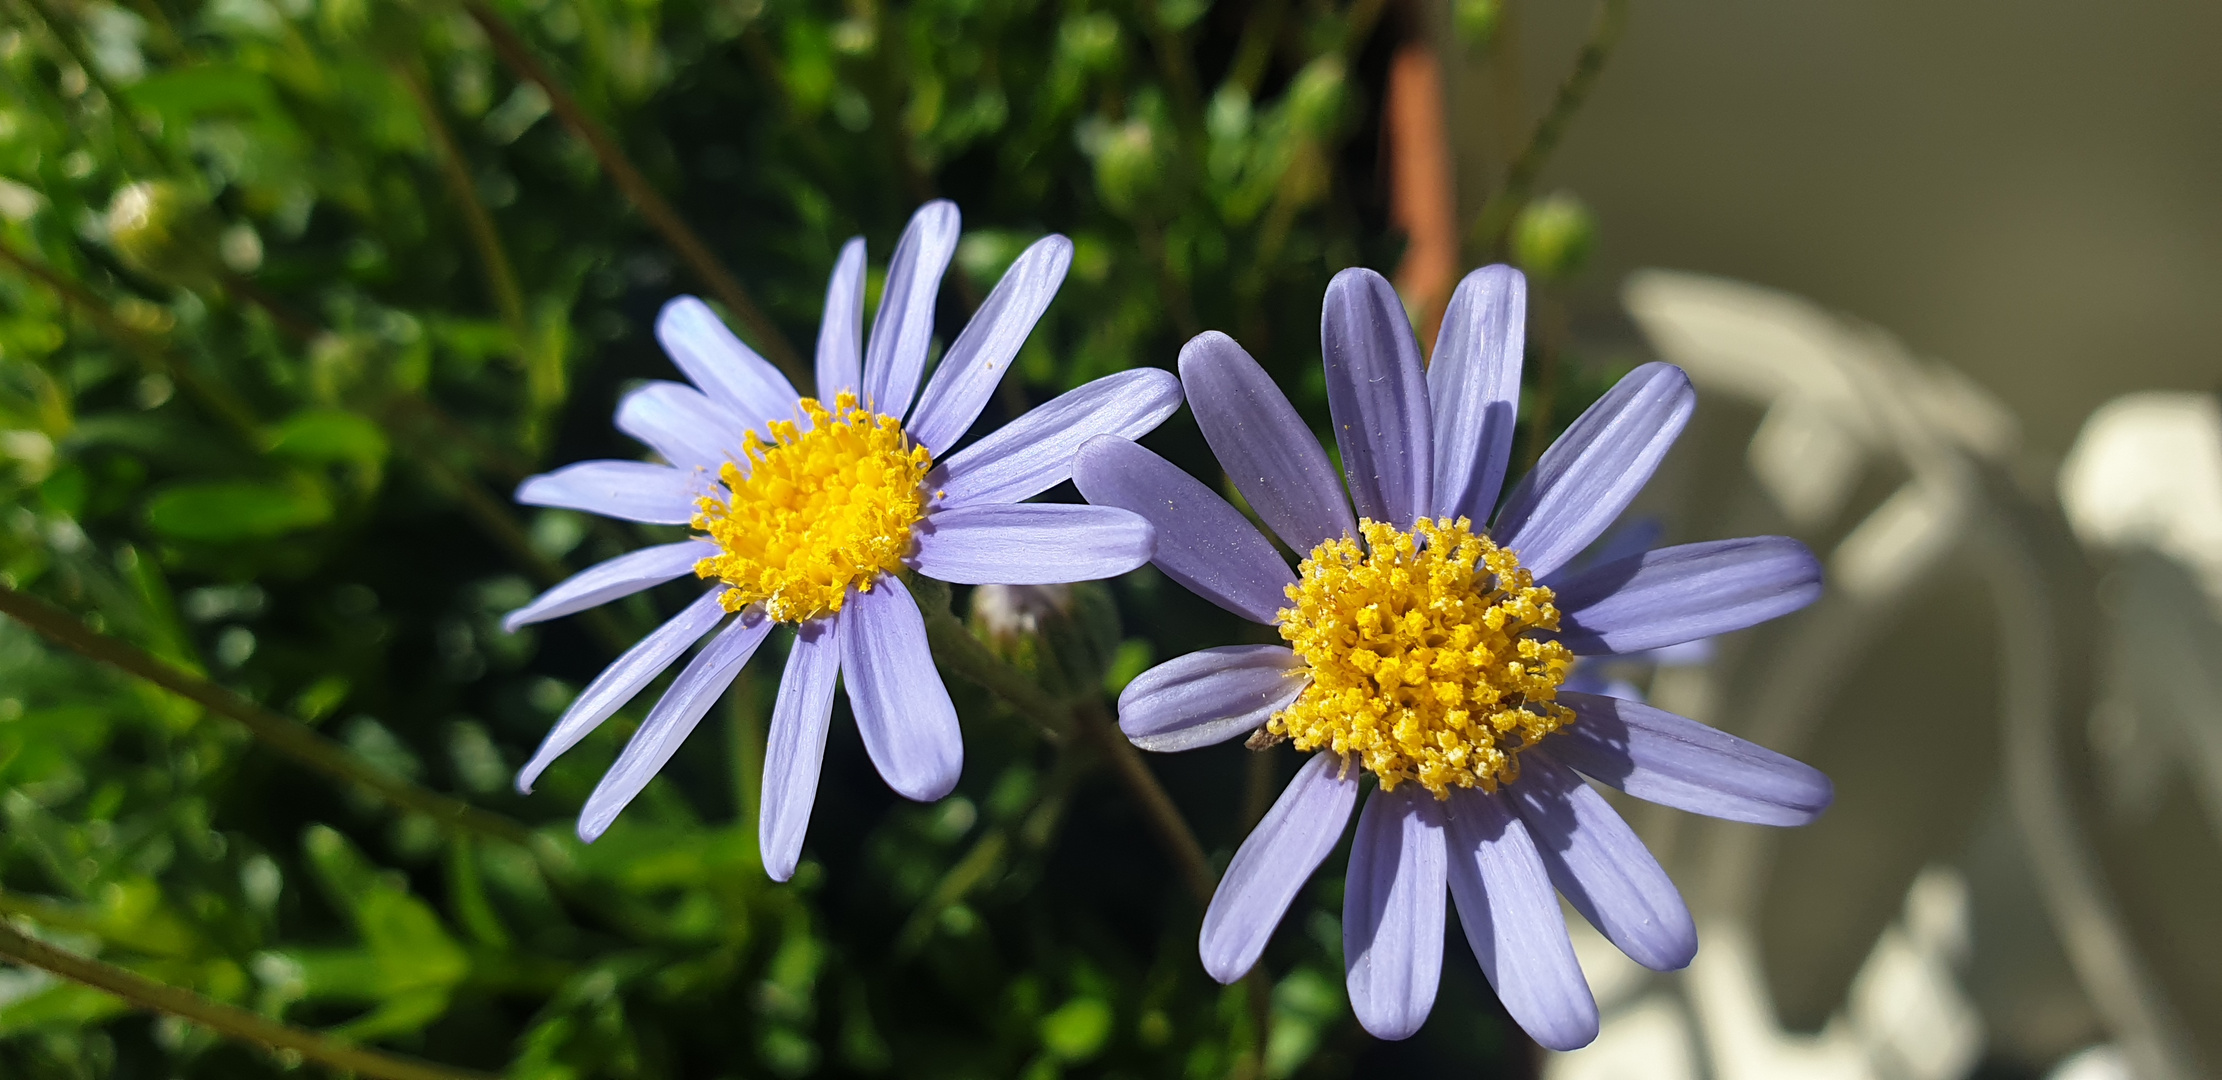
<box><xmin>1271</xmin><ymin>516</ymin><xmax>1575</xmax><ymax>799</ymax></box>
<box><xmin>692</xmin><ymin>392</ymin><xmax>933</xmax><ymax>623</ymax></box>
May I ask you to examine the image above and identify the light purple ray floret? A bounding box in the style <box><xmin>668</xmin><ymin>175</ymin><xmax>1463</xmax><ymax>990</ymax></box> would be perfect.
<box><xmin>503</xmin><ymin>201</ymin><xmax>1179</xmax><ymax>868</ymax></box>
<box><xmin>1083</xmin><ymin>263</ymin><xmax>1833</xmax><ymax>1051</ymax></box>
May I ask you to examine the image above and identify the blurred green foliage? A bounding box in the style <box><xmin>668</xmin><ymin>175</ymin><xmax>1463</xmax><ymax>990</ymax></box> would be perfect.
<box><xmin>0</xmin><ymin>0</ymin><xmax>1612</xmax><ymax>1075</ymax></box>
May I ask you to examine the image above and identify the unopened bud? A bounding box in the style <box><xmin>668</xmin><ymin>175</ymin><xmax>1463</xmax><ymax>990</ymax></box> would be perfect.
<box><xmin>1285</xmin><ymin>57</ymin><xmax>1347</xmax><ymax>139</ymax></box>
<box><xmin>970</xmin><ymin>582</ymin><xmax>1121</xmax><ymax>699</ymax></box>
<box><xmin>1455</xmin><ymin>0</ymin><xmax>1503</xmax><ymax>49</ymax></box>
<box><xmin>1509</xmin><ymin>191</ymin><xmax>1596</xmax><ymax>284</ymax></box>
<box><xmin>105</xmin><ymin>181</ymin><xmax>225</xmax><ymax>290</ymax></box>
<box><xmin>1093</xmin><ymin>119</ymin><xmax>1165</xmax><ymax>218</ymax></box>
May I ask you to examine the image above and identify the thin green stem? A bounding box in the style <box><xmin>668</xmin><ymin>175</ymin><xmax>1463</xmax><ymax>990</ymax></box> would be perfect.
<box><xmin>728</xmin><ymin>668</ymin><xmax>765</xmax><ymax>827</ymax></box>
<box><xmin>895</xmin><ymin>828</ymin><xmax>1009</xmax><ymax>955</ymax></box>
<box><xmin>1140</xmin><ymin>0</ymin><xmax>1208</xmax><ymax>149</ymax></box>
<box><xmin>1243</xmin><ymin>970</ymin><xmax>1275</xmax><ymax>1080</ymax></box>
<box><xmin>392</xmin><ymin>63</ymin><xmax>529</xmax><ymax>340</ymax></box>
<box><xmin>458</xmin><ymin>0</ymin><xmax>810</xmax><ymax>386</ymax></box>
<box><xmin>1465</xmin><ymin>0</ymin><xmax>1627</xmax><ymax>259</ymax></box>
<box><xmin>1519</xmin><ymin>293</ymin><xmax>1567</xmax><ymax>471</ymax></box>
<box><xmin>1226</xmin><ymin>0</ymin><xmax>1291</xmax><ymax>96</ymax></box>
<box><xmin>913</xmin><ymin>578</ymin><xmax>1074</xmax><ymax>740</ymax></box>
<box><xmin>908</xmin><ymin>577</ymin><xmax>1216</xmax><ymax>907</ymax></box>
<box><xmin>1075</xmin><ymin>698</ymin><xmax>1216</xmax><ymax>907</ymax></box>
<box><xmin>13</xmin><ymin>0</ymin><xmax>174</xmax><ymax>174</ymax></box>
<box><xmin>1338</xmin><ymin>0</ymin><xmax>1392</xmax><ymax>57</ymax></box>
<box><xmin>0</xmin><ymin>242</ymin><xmax>263</xmax><ymax>446</ymax></box>
<box><xmin>0</xmin><ymin>583</ymin><xmax>535</xmax><ymax>847</ymax></box>
<box><xmin>0</xmin><ymin>916</ymin><xmax>496</xmax><ymax>1080</ymax></box>
<box><xmin>389</xmin><ymin>61</ymin><xmax>569</xmax><ymax>454</ymax></box>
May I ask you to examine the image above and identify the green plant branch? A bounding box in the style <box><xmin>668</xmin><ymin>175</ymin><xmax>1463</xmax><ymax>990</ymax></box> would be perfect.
<box><xmin>392</xmin><ymin>63</ymin><xmax>530</xmax><ymax>342</ymax></box>
<box><xmin>0</xmin><ymin>916</ymin><xmax>497</xmax><ymax>1080</ymax></box>
<box><xmin>1140</xmin><ymin>1</ymin><xmax>1208</xmax><ymax>149</ymax></box>
<box><xmin>2</xmin><ymin>242</ymin><xmax>595</xmax><ymax>653</ymax></box>
<box><xmin>913</xmin><ymin>579</ymin><xmax>1075</xmax><ymax>741</ymax></box>
<box><xmin>387</xmin><ymin>59</ymin><xmax>575</xmax><ymax>456</ymax></box>
<box><xmin>896</xmin><ymin>827</ymin><xmax>1009</xmax><ymax>955</ymax></box>
<box><xmin>1074</xmin><ymin>698</ymin><xmax>1217</xmax><ymax>907</ymax></box>
<box><xmin>458</xmin><ymin>0</ymin><xmax>810</xmax><ymax>387</ymax></box>
<box><xmin>909</xmin><ymin>578</ymin><xmax>1217</xmax><ymax>909</ymax></box>
<box><xmin>0</xmin><ymin>582</ymin><xmax>535</xmax><ymax>847</ymax></box>
<box><xmin>0</xmin><ymin>242</ymin><xmax>264</xmax><ymax>445</ymax></box>
<box><xmin>1226</xmin><ymin>0</ymin><xmax>1292</xmax><ymax>96</ymax></box>
<box><xmin>1465</xmin><ymin>0</ymin><xmax>1627</xmax><ymax>259</ymax></box>
<box><xmin>1338</xmin><ymin>0</ymin><xmax>1392</xmax><ymax>57</ymax></box>
<box><xmin>13</xmin><ymin>0</ymin><xmax>174</xmax><ymax>175</ymax></box>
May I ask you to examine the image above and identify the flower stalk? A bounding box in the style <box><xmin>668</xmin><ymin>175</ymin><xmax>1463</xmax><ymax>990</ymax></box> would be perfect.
<box><xmin>0</xmin><ymin>583</ymin><xmax>534</xmax><ymax>847</ymax></box>
<box><xmin>910</xmin><ymin>577</ymin><xmax>1215</xmax><ymax>906</ymax></box>
<box><xmin>1465</xmin><ymin>0</ymin><xmax>1629</xmax><ymax>258</ymax></box>
<box><xmin>0</xmin><ymin>915</ymin><xmax>497</xmax><ymax>1080</ymax></box>
<box><xmin>458</xmin><ymin>0</ymin><xmax>809</xmax><ymax>385</ymax></box>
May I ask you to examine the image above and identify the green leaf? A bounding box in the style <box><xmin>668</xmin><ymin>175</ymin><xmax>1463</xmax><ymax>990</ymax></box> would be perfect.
<box><xmin>143</xmin><ymin>479</ymin><xmax>331</xmax><ymax>542</ymax></box>
<box><xmin>265</xmin><ymin>408</ymin><xmax>388</xmax><ymax>467</ymax></box>
<box><xmin>0</xmin><ymin>979</ymin><xmax>131</xmax><ymax>1037</ymax></box>
<box><xmin>1039</xmin><ymin>996</ymin><xmax>1113</xmax><ymax>1062</ymax></box>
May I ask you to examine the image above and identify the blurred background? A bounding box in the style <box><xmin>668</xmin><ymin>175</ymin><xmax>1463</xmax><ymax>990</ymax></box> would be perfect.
<box><xmin>0</xmin><ymin>0</ymin><xmax>2214</xmax><ymax>1078</ymax></box>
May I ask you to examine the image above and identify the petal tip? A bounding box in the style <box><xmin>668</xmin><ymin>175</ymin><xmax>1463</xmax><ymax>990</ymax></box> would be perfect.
<box><xmin>576</xmin><ymin>813</ymin><xmax>610</xmax><ymax>844</ymax></box>
<box><xmin>1198</xmin><ymin>946</ymin><xmax>1252</xmax><ymax>986</ymax></box>
<box><xmin>1353</xmin><ymin>1008</ymin><xmax>1428</xmax><ymax>1042</ymax></box>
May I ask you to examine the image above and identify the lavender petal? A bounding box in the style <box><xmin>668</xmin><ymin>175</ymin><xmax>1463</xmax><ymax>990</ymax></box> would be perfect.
<box><xmin>840</xmin><ymin>575</ymin><xmax>961</xmax><ymax>801</ymax></box>
<box><xmin>933</xmin><ymin>368</ymin><xmax>1182</xmax><ymax>507</ymax></box>
<box><xmin>515</xmin><ymin>461</ymin><xmax>704</xmax><ymax>525</ymax></box>
<box><xmin>1322</xmin><ymin>268</ymin><xmax>1433</xmax><ymax>527</ymax></box>
<box><xmin>910</xmin><ymin>503</ymin><xmax>1153</xmax><ymax>585</ymax></box>
<box><xmin>516</xmin><ymin>588</ymin><xmax>730</xmax><ymax>793</ymax></box>
<box><xmin>615</xmin><ymin>380</ymin><xmax>752</xmax><ymax>472</ymax></box>
<box><xmin>1550</xmin><ymin>536</ymin><xmax>1823</xmax><ymax>655</ymax></box>
<box><xmin>1552</xmin><ymin>692</ymin><xmax>1834</xmax><ymax>826</ymax></box>
<box><xmin>761</xmin><ymin>616</ymin><xmax>842</xmax><ymax>881</ymax></box>
<box><xmin>1117</xmin><ymin>645</ymin><xmax>1307</xmax><ymax>752</ymax></box>
<box><xmin>1428</xmin><ymin>265</ymin><xmax>1527</xmax><ymax>524</ymax></box>
<box><xmin>1492</xmin><ymin>363</ymin><xmax>1696</xmax><ymax>579</ymax></box>
<box><xmin>1343</xmin><ymin>785</ymin><xmax>1448</xmax><ymax>1041</ymax></box>
<box><xmin>862</xmin><ymin>201</ymin><xmax>961</xmax><ymax>420</ymax></box>
<box><xmin>1199</xmin><ymin>751</ymin><xmax>1360</xmax><ymax>983</ymax></box>
<box><xmin>816</xmin><ymin>237</ymin><xmax>867</xmax><ymax>398</ymax></box>
<box><xmin>655</xmin><ymin>296</ymin><xmax>800</xmax><ymax>428</ymax></box>
<box><xmin>1506</xmin><ymin>750</ymin><xmax>1698</xmax><ymax>971</ymax></box>
<box><xmin>503</xmin><ymin>540</ymin><xmax>717</xmax><ymax>631</ymax></box>
<box><xmin>1444</xmin><ymin>787</ymin><xmax>1599</xmax><ymax>1051</ymax></box>
<box><xmin>1180</xmin><ymin>331</ymin><xmax>1356</xmax><ymax>553</ymax></box>
<box><xmin>1073</xmin><ymin>436</ymin><xmax>1296</xmax><ymax>624</ymax></box>
<box><xmin>578</xmin><ymin>610</ymin><xmax>772</xmax><ymax>841</ymax></box>
<box><xmin>907</xmin><ymin>235</ymin><xmax>1073</xmax><ymax>455</ymax></box>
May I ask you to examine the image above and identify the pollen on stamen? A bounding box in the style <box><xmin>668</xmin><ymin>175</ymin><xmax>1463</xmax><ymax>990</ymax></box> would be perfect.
<box><xmin>691</xmin><ymin>391</ymin><xmax>933</xmax><ymax>623</ymax></box>
<box><xmin>1270</xmin><ymin>516</ymin><xmax>1575</xmax><ymax>799</ymax></box>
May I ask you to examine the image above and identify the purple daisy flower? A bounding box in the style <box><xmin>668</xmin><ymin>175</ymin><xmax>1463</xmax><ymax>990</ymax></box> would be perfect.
<box><xmin>1072</xmin><ymin>264</ymin><xmax>1829</xmax><ymax>1050</ymax></box>
<box><xmin>506</xmin><ymin>201</ymin><xmax>1179</xmax><ymax>878</ymax></box>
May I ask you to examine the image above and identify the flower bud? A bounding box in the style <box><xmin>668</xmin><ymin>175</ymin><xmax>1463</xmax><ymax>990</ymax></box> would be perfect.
<box><xmin>970</xmin><ymin>582</ymin><xmax>1121</xmax><ymax>699</ymax></box>
<box><xmin>1509</xmin><ymin>191</ymin><xmax>1596</xmax><ymax>284</ymax></box>
<box><xmin>1455</xmin><ymin>0</ymin><xmax>1503</xmax><ymax>49</ymax></box>
<box><xmin>1285</xmin><ymin>57</ymin><xmax>1347</xmax><ymax>139</ymax></box>
<box><xmin>105</xmin><ymin>181</ymin><xmax>226</xmax><ymax>290</ymax></box>
<box><xmin>1093</xmin><ymin>119</ymin><xmax>1165</xmax><ymax>218</ymax></box>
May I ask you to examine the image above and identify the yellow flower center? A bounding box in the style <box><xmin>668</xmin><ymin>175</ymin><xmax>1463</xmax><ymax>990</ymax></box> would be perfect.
<box><xmin>692</xmin><ymin>392</ymin><xmax>933</xmax><ymax>623</ymax></box>
<box><xmin>1271</xmin><ymin>516</ymin><xmax>1576</xmax><ymax>799</ymax></box>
